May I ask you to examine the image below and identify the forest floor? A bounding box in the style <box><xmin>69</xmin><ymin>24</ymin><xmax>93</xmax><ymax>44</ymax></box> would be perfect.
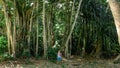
<box><xmin>0</xmin><ymin>57</ymin><xmax>120</xmax><ymax>68</ymax></box>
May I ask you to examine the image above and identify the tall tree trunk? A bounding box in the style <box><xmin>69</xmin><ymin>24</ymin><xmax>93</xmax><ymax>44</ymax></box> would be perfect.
<box><xmin>27</xmin><ymin>6</ymin><xmax>35</xmax><ymax>56</ymax></box>
<box><xmin>64</xmin><ymin>0</ymin><xmax>69</xmax><ymax>58</ymax></box>
<box><xmin>14</xmin><ymin>0</ymin><xmax>20</xmax><ymax>55</ymax></box>
<box><xmin>64</xmin><ymin>0</ymin><xmax>83</xmax><ymax>58</ymax></box>
<box><xmin>109</xmin><ymin>0</ymin><xmax>120</xmax><ymax>62</ymax></box>
<box><xmin>1</xmin><ymin>0</ymin><xmax>15</xmax><ymax>57</ymax></box>
<box><xmin>47</xmin><ymin>8</ymin><xmax>52</xmax><ymax>46</ymax></box>
<box><xmin>69</xmin><ymin>0</ymin><xmax>75</xmax><ymax>57</ymax></box>
<box><xmin>1</xmin><ymin>0</ymin><xmax>11</xmax><ymax>55</ymax></box>
<box><xmin>36</xmin><ymin>0</ymin><xmax>39</xmax><ymax>57</ymax></box>
<box><xmin>43</xmin><ymin>0</ymin><xmax>47</xmax><ymax>59</ymax></box>
<box><xmin>109</xmin><ymin>0</ymin><xmax>120</xmax><ymax>44</ymax></box>
<box><xmin>13</xmin><ymin>17</ymin><xmax>16</xmax><ymax>57</ymax></box>
<box><xmin>82</xmin><ymin>37</ymin><xmax>86</xmax><ymax>57</ymax></box>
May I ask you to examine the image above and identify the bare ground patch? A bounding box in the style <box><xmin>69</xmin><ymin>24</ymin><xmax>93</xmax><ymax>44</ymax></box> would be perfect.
<box><xmin>0</xmin><ymin>58</ymin><xmax>120</xmax><ymax>68</ymax></box>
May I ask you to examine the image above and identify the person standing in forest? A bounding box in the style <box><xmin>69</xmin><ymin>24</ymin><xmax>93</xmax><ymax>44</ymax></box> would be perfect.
<box><xmin>57</xmin><ymin>50</ymin><xmax>62</xmax><ymax>64</ymax></box>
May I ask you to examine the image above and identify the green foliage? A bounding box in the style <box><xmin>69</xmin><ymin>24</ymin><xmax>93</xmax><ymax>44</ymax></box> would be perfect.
<box><xmin>70</xmin><ymin>0</ymin><xmax>119</xmax><ymax>58</ymax></box>
<box><xmin>61</xmin><ymin>64</ymin><xmax>65</xmax><ymax>68</ymax></box>
<box><xmin>111</xmin><ymin>43</ymin><xmax>120</xmax><ymax>54</ymax></box>
<box><xmin>38</xmin><ymin>43</ymin><xmax>44</xmax><ymax>56</ymax></box>
<box><xmin>0</xmin><ymin>0</ymin><xmax>120</xmax><ymax>59</ymax></box>
<box><xmin>0</xmin><ymin>36</ymin><xmax>7</xmax><ymax>54</ymax></box>
<box><xmin>21</xmin><ymin>49</ymin><xmax>31</xmax><ymax>58</ymax></box>
<box><xmin>48</xmin><ymin>0</ymin><xmax>58</xmax><ymax>4</ymax></box>
<box><xmin>1</xmin><ymin>53</ymin><xmax>14</xmax><ymax>61</ymax></box>
<box><xmin>47</xmin><ymin>46</ymin><xmax>60</xmax><ymax>61</ymax></box>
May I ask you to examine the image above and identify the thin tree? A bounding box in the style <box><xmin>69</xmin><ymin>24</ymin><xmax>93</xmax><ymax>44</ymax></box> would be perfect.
<box><xmin>36</xmin><ymin>0</ymin><xmax>39</xmax><ymax>57</ymax></box>
<box><xmin>64</xmin><ymin>0</ymin><xmax>83</xmax><ymax>58</ymax></box>
<box><xmin>43</xmin><ymin>0</ymin><xmax>47</xmax><ymax>59</ymax></box>
<box><xmin>1</xmin><ymin>0</ymin><xmax>16</xmax><ymax>57</ymax></box>
<box><xmin>1</xmin><ymin>0</ymin><xmax>11</xmax><ymax>55</ymax></box>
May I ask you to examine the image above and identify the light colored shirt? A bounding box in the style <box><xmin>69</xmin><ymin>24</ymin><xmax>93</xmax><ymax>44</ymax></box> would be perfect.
<box><xmin>57</xmin><ymin>51</ymin><xmax>61</xmax><ymax>58</ymax></box>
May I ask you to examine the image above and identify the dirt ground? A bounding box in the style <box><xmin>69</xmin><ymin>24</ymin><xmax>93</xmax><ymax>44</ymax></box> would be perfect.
<box><xmin>0</xmin><ymin>58</ymin><xmax>120</xmax><ymax>68</ymax></box>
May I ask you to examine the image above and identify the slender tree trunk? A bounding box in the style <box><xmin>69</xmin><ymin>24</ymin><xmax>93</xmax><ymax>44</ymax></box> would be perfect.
<box><xmin>36</xmin><ymin>0</ymin><xmax>39</xmax><ymax>57</ymax></box>
<box><xmin>69</xmin><ymin>0</ymin><xmax>75</xmax><ymax>57</ymax></box>
<box><xmin>64</xmin><ymin>0</ymin><xmax>83</xmax><ymax>58</ymax></box>
<box><xmin>82</xmin><ymin>37</ymin><xmax>86</xmax><ymax>57</ymax></box>
<box><xmin>109</xmin><ymin>0</ymin><xmax>120</xmax><ymax>62</ymax></box>
<box><xmin>7</xmin><ymin>36</ymin><xmax>11</xmax><ymax>54</ymax></box>
<box><xmin>1</xmin><ymin>0</ymin><xmax>11</xmax><ymax>55</ymax></box>
<box><xmin>13</xmin><ymin>18</ymin><xmax>16</xmax><ymax>57</ymax></box>
<box><xmin>14</xmin><ymin>0</ymin><xmax>20</xmax><ymax>55</ymax></box>
<box><xmin>64</xmin><ymin>0</ymin><xmax>69</xmax><ymax>58</ymax></box>
<box><xmin>47</xmin><ymin>9</ymin><xmax>52</xmax><ymax>46</ymax></box>
<box><xmin>27</xmin><ymin>22</ymin><xmax>32</xmax><ymax>53</ymax></box>
<box><xmin>1</xmin><ymin>0</ymin><xmax>16</xmax><ymax>57</ymax></box>
<box><xmin>43</xmin><ymin>0</ymin><xmax>47</xmax><ymax>59</ymax></box>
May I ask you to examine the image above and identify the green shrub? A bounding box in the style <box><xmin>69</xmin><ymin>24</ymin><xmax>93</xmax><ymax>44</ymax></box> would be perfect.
<box><xmin>21</xmin><ymin>49</ymin><xmax>31</xmax><ymax>58</ymax></box>
<box><xmin>1</xmin><ymin>52</ymin><xmax>14</xmax><ymax>60</ymax></box>
<box><xmin>0</xmin><ymin>36</ymin><xmax>7</xmax><ymax>54</ymax></box>
<box><xmin>47</xmin><ymin>46</ymin><xmax>60</xmax><ymax>61</ymax></box>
